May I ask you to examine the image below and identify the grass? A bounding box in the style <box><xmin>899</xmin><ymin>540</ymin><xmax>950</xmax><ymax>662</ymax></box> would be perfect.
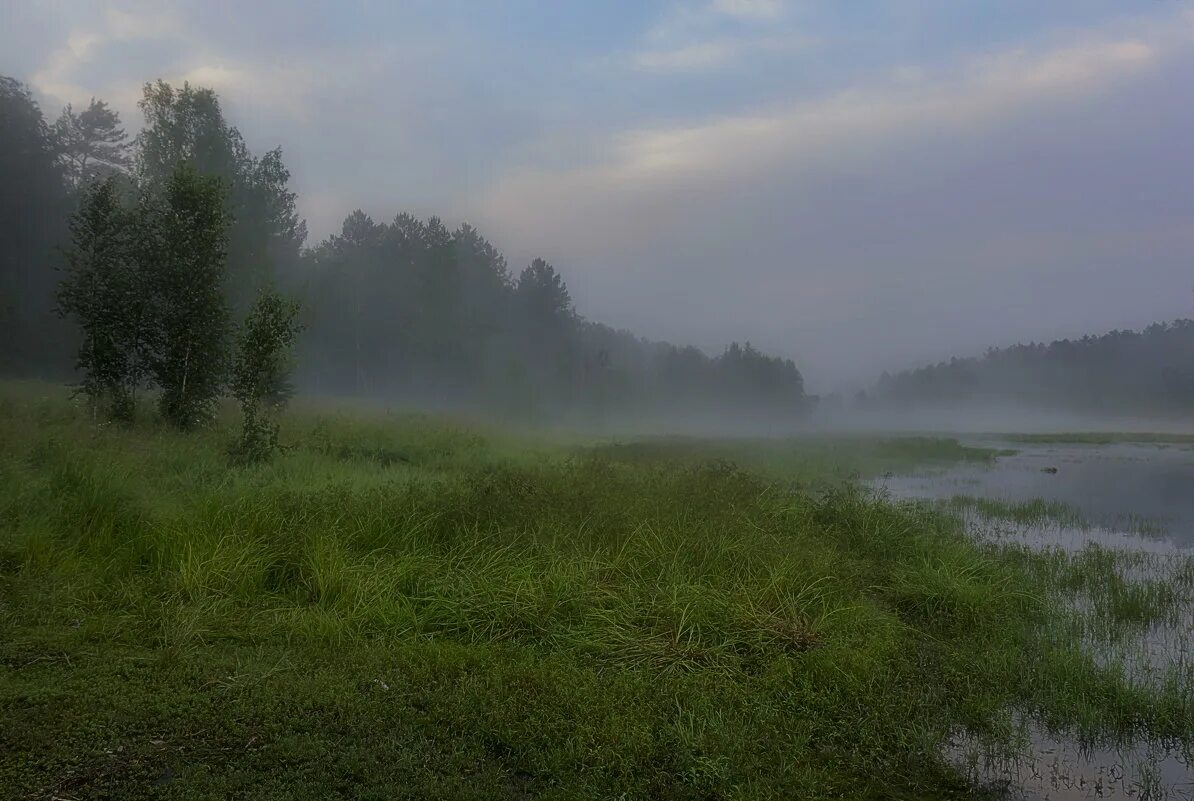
<box><xmin>1003</xmin><ymin>544</ymin><xmax>1194</xmax><ymax>633</ymax></box>
<box><xmin>943</xmin><ymin>494</ymin><xmax>1174</xmax><ymax>543</ymax></box>
<box><xmin>587</xmin><ymin>434</ymin><xmax>1004</xmax><ymax>485</ymax></box>
<box><xmin>1</xmin><ymin>385</ymin><xmax>1191</xmax><ymax>799</ymax></box>
<box><xmin>946</xmin><ymin>495</ymin><xmax>1085</xmax><ymax>528</ymax></box>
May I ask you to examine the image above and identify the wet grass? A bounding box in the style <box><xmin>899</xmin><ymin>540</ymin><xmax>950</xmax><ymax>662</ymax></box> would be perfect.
<box><xmin>1002</xmin><ymin>544</ymin><xmax>1194</xmax><ymax>634</ymax></box>
<box><xmin>942</xmin><ymin>494</ymin><xmax>1173</xmax><ymax>542</ymax></box>
<box><xmin>1</xmin><ymin>385</ymin><xmax>1191</xmax><ymax>799</ymax></box>
<box><xmin>935</xmin><ymin>512</ymin><xmax>1194</xmax><ymax>798</ymax></box>
<box><xmin>946</xmin><ymin>495</ymin><xmax>1085</xmax><ymax>528</ymax></box>
<box><xmin>588</xmin><ymin>434</ymin><xmax>1004</xmax><ymax>486</ymax></box>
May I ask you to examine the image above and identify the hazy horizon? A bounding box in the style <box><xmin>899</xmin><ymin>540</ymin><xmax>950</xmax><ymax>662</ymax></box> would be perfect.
<box><xmin>5</xmin><ymin>0</ymin><xmax>1194</xmax><ymax>391</ymax></box>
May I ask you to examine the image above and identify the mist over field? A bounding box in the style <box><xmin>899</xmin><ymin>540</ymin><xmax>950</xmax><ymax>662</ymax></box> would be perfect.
<box><xmin>3</xmin><ymin>4</ymin><xmax>1194</xmax><ymax>800</ymax></box>
<box><xmin>3</xmin><ymin>1</ymin><xmax>1194</xmax><ymax>430</ymax></box>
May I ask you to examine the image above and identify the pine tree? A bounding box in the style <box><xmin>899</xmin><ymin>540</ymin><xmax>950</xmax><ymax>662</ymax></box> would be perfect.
<box><xmin>0</xmin><ymin>75</ymin><xmax>70</xmax><ymax>375</ymax></box>
<box><xmin>53</xmin><ymin>99</ymin><xmax>132</xmax><ymax>189</ymax></box>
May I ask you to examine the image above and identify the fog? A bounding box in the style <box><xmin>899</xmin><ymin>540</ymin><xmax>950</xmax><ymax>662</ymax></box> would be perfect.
<box><xmin>816</xmin><ymin>403</ymin><xmax>1194</xmax><ymax>438</ymax></box>
<box><xmin>3</xmin><ymin>1</ymin><xmax>1194</xmax><ymax>433</ymax></box>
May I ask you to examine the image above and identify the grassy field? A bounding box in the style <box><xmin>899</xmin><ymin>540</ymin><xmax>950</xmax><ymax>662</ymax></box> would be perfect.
<box><xmin>2</xmin><ymin>385</ymin><xmax>1190</xmax><ymax>799</ymax></box>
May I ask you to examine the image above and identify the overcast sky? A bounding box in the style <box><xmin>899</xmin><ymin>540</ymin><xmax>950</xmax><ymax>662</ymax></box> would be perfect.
<box><xmin>5</xmin><ymin>0</ymin><xmax>1194</xmax><ymax>390</ymax></box>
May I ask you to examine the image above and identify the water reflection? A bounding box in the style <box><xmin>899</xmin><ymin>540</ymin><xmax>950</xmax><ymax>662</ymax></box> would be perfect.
<box><xmin>877</xmin><ymin>441</ymin><xmax>1194</xmax><ymax>548</ymax></box>
<box><xmin>873</xmin><ymin>440</ymin><xmax>1194</xmax><ymax>800</ymax></box>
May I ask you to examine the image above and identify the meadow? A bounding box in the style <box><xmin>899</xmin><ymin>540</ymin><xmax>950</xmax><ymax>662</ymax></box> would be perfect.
<box><xmin>2</xmin><ymin>384</ymin><xmax>1191</xmax><ymax>800</ymax></box>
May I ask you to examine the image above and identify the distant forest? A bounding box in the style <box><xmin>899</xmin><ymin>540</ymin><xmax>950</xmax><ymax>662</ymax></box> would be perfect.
<box><xmin>0</xmin><ymin>75</ymin><xmax>807</xmax><ymax>423</ymax></box>
<box><xmin>871</xmin><ymin>320</ymin><xmax>1194</xmax><ymax>415</ymax></box>
<box><xmin>6</xmin><ymin>73</ymin><xmax>1191</xmax><ymax>425</ymax></box>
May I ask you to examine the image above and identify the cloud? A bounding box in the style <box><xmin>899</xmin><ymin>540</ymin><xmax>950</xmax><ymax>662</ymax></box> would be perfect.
<box><xmin>632</xmin><ymin>39</ymin><xmax>742</xmax><ymax>71</ymax></box>
<box><xmin>30</xmin><ymin>31</ymin><xmax>102</xmax><ymax>104</ymax></box>
<box><xmin>617</xmin><ymin>37</ymin><xmax>1157</xmax><ymax>176</ymax></box>
<box><xmin>631</xmin><ymin>34</ymin><xmax>808</xmax><ymax>71</ymax></box>
<box><xmin>710</xmin><ymin>0</ymin><xmax>785</xmax><ymax>21</ymax></box>
<box><xmin>103</xmin><ymin>6</ymin><xmax>180</xmax><ymax>40</ymax></box>
<box><xmin>31</xmin><ymin>6</ymin><xmax>183</xmax><ymax>105</ymax></box>
<box><xmin>178</xmin><ymin>61</ymin><xmax>319</xmax><ymax>120</ymax></box>
<box><xmin>468</xmin><ymin>9</ymin><xmax>1194</xmax><ymax>384</ymax></box>
<box><xmin>13</xmin><ymin>1</ymin><xmax>1194</xmax><ymax>386</ymax></box>
<box><xmin>481</xmin><ymin>15</ymin><xmax>1188</xmax><ymax>244</ymax></box>
<box><xmin>29</xmin><ymin>3</ymin><xmax>322</xmax><ymax>121</ymax></box>
<box><xmin>627</xmin><ymin>0</ymin><xmax>799</xmax><ymax>72</ymax></box>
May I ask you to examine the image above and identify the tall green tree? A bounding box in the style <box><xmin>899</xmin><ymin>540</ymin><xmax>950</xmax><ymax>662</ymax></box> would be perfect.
<box><xmin>515</xmin><ymin>258</ymin><xmax>573</xmax><ymax>334</ymax></box>
<box><xmin>513</xmin><ymin>258</ymin><xmax>577</xmax><ymax>404</ymax></box>
<box><xmin>57</xmin><ymin>178</ymin><xmax>149</xmax><ymax>422</ymax></box>
<box><xmin>136</xmin><ymin>81</ymin><xmax>305</xmax><ymax>308</ymax></box>
<box><xmin>452</xmin><ymin>223</ymin><xmax>513</xmax><ymax>381</ymax></box>
<box><xmin>144</xmin><ymin>164</ymin><xmax>231</xmax><ymax>429</ymax></box>
<box><xmin>310</xmin><ymin>209</ymin><xmax>384</xmax><ymax>394</ymax></box>
<box><xmin>0</xmin><ymin>75</ymin><xmax>70</xmax><ymax>375</ymax></box>
<box><xmin>53</xmin><ymin>99</ymin><xmax>132</xmax><ymax>189</ymax></box>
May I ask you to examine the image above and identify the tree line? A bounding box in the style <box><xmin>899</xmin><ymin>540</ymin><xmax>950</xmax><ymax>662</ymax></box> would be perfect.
<box><xmin>870</xmin><ymin>320</ymin><xmax>1194</xmax><ymax>415</ymax></box>
<box><xmin>1</xmin><ymin>74</ymin><xmax>809</xmax><ymax>427</ymax></box>
<box><xmin>298</xmin><ymin>211</ymin><xmax>808</xmax><ymax>421</ymax></box>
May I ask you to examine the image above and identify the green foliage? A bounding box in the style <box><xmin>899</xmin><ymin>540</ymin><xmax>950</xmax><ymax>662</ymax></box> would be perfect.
<box><xmin>140</xmin><ymin>164</ymin><xmax>231</xmax><ymax>429</ymax></box>
<box><xmin>230</xmin><ymin>290</ymin><xmax>304</xmax><ymax>462</ymax></box>
<box><xmin>57</xmin><ymin>166</ymin><xmax>232</xmax><ymax>430</ymax></box>
<box><xmin>948</xmin><ymin>495</ymin><xmax>1084</xmax><ymax>527</ymax></box>
<box><xmin>52</xmin><ymin>98</ymin><xmax>131</xmax><ymax>188</ymax></box>
<box><xmin>5</xmin><ymin>73</ymin><xmax>809</xmax><ymax>425</ymax></box>
<box><xmin>515</xmin><ymin>257</ymin><xmax>573</xmax><ymax>332</ymax></box>
<box><xmin>0</xmin><ymin>75</ymin><xmax>71</xmax><ymax>375</ymax></box>
<box><xmin>1</xmin><ymin>388</ymin><xmax>1190</xmax><ymax>799</ymax></box>
<box><xmin>44</xmin><ymin>81</ymin><xmax>309</xmax><ymax>435</ymax></box>
<box><xmin>587</xmin><ymin>434</ymin><xmax>1001</xmax><ymax>485</ymax></box>
<box><xmin>874</xmin><ymin>319</ymin><xmax>1194</xmax><ymax>414</ymax></box>
<box><xmin>56</xmin><ymin>179</ymin><xmax>149</xmax><ymax>422</ymax></box>
<box><xmin>136</xmin><ymin>80</ymin><xmax>306</xmax><ymax>308</ymax></box>
<box><xmin>1</xmin><ymin>76</ymin><xmax>303</xmax><ymax>384</ymax></box>
<box><xmin>301</xmin><ymin>214</ymin><xmax>811</xmax><ymax>422</ymax></box>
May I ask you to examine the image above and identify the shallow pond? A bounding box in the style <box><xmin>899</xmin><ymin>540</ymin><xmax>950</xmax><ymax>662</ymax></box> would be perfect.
<box><xmin>877</xmin><ymin>440</ymin><xmax>1194</xmax><ymax>550</ymax></box>
<box><xmin>873</xmin><ymin>438</ymin><xmax>1194</xmax><ymax>801</ymax></box>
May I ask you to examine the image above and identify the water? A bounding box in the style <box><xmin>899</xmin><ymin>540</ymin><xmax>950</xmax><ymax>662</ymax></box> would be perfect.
<box><xmin>878</xmin><ymin>440</ymin><xmax>1194</xmax><ymax>549</ymax></box>
<box><xmin>873</xmin><ymin>438</ymin><xmax>1194</xmax><ymax>801</ymax></box>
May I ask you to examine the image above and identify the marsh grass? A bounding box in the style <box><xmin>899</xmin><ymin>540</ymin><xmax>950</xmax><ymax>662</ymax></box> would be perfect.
<box><xmin>588</xmin><ymin>433</ymin><xmax>1002</xmax><ymax>486</ymax></box>
<box><xmin>932</xmin><ymin>467</ymin><xmax>1194</xmax><ymax>795</ymax></box>
<box><xmin>946</xmin><ymin>495</ymin><xmax>1085</xmax><ymax>528</ymax></box>
<box><xmin>1</xmin><ymin>386</ymin><xmax>1191</xmax><ymax>799</ymax></box>
<box><xmin>944</xmin><ymin>494</ymin><xmax>1173</xmax><ymax>543</ymax></box>
<box><xmin>948</xmin><ymin>536</ymin><xmax>1194</xmax><ymax>799</ymax></box>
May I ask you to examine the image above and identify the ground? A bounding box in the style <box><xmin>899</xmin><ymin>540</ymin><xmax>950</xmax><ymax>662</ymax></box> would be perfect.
<box><xmin>1</xmin><ymin>384</ymin><xmax>1190</xmax><ymax>800</ymax></box>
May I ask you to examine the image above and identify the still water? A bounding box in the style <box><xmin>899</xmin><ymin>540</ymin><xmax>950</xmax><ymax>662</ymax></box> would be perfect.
<box><xmin>877</xmin><ymin>440</ymin><xmax>1194</xmax><ymax>549</ymax></box>
<box><xmin>873</xmin><ymin>439</ymin><xmax>1194</xmax><ymax>801</ymax></box>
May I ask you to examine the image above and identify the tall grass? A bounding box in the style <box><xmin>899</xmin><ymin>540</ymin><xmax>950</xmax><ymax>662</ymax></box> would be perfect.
<box><xmin>1</xmin><ymin>386</ymin><xmax>1189</xmax><ymax>799</ymax></box>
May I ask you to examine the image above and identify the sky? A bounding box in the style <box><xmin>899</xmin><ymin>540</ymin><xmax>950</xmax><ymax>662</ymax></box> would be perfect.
<box><xmin>4</xmin><ymin>0</ymin><xmax>1194</xmax><ymax>390</ymax></box>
